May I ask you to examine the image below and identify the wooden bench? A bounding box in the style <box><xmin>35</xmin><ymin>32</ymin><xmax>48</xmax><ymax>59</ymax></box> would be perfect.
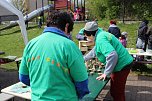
<box><xmin>79</xmin><ymin>41</ymin><xmax>94</xmax><ymax>54</ymax></box>
<box><xmin>0</xmin><ymin>93</ymin><xmax>14</xmax><ymax>101</ymax></box>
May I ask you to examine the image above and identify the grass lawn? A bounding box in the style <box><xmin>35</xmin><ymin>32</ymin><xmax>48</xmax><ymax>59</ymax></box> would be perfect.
<box><xmin>0</xmin><ymin>20</ymin><xmax>152</xmax><ymax>76</ymax></box>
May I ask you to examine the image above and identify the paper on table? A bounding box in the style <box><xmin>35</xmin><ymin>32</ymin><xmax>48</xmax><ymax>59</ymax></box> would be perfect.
<box><xmin>10</xmin><ymin>83</ymin><xmax>30</xmax><ymax>94</ymax></box>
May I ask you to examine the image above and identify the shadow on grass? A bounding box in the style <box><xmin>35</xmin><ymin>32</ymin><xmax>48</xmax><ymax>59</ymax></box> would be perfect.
<box><xmin>131</xmin><ymin>62</ymin><xmax>152</xmax><ymax>76</ymax></box>
<box><xmin>0</xmin><ymin>25</ymin><xmax>38</xmax><ymax>36</ymax></box>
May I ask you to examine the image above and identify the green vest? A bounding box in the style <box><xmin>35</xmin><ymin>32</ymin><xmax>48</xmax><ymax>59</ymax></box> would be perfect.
<box><xmin>95</xmin><ymin>29</ymin><xmax>133</xmax><ymax>72</ymax></box>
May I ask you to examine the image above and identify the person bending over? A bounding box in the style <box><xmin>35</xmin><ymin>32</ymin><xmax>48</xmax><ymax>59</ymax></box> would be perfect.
<box><xmin>84</xmin><ymin>21</ymin><xmax>133</xmax><ymax>101</ymax></box>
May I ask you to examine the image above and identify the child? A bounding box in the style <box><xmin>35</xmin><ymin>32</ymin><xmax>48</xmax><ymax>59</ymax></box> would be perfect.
<box><xmin>122</xmin><ymin>32</ymin><xmax>128</xmax><ymax>41</ymax></box>
<box><xmin>119</xmin><ymin>32</ymin><xmax>128</xmax><ymax>47</ymax></box>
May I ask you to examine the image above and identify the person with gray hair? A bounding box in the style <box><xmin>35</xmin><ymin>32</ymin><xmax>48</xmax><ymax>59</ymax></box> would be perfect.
<box><xmin>83</xmin><ymin>21</ymin><xmax>133</xmax><ymax>101</ymax></box>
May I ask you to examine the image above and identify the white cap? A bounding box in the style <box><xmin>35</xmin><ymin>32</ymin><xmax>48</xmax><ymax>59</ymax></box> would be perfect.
<box><xmin>121</xmin><ymin>32</ymin><xmax>128</xmax><ymax>35</ymax></box>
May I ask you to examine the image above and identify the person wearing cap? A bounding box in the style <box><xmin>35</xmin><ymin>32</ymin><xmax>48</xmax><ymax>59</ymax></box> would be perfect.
<box><xmin>76</xmin><ymin>27</ymin><xmax>102</xmax><ymax>41</ymax></box>
<box><xmin>79</xmin><ymin>27</ymin><xmax>103</xmax><ymax>61</ymax></box>
<box><xmin>119</xmin><ymin>32</ymin><xmax>128</xmax><ymax>48</ymax></box>
<box><xmin>108</xmin><ymin>20</ymin><xmax>121</xmax><ymax>39</ymax></box>
<box><xmin>83</xmin><ymin>21</ymin><xmax>133</xmax><ymax>101</ymax></box>
<box><xmin>121</xmin><ymin>32</ymin><xmax>128</xmax><ymax>41</ymax></box>
<box><xmin>76</xmin><ymin>21</ymin><xmax>102</xmax><ymax>61</ymax></box>
<box><xmin>76</xmin><ymin>20</ymin><xmax>99</xmax><ymax>41</ymax></box>
<box><xmin>19</xmin><ymin>11</ymin><xmax>89</xmax><ymax>101</ymax></box>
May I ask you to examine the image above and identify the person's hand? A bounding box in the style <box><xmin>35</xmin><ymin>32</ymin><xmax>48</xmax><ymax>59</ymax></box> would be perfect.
<box><xmin>96</xmin><ymin>74</ymin><xmax>107</xmax><ymax>81</ymax></box>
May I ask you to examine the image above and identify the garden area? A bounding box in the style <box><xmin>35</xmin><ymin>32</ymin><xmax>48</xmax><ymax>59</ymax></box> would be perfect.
<box><xmin>0</xmin><ymin>20</ymin><xmax>152</xmax><ymax>76</ymax></box>
<box><xmin>0</xmin><ymin>0</ymin><xmax>152</xmax><ymax>101</ymax></box>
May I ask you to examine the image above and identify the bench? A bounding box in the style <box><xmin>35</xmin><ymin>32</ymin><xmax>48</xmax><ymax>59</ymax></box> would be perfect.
<box><xmin>79</xmin><ymin>41</ymin><xmax>94</xmax><ymax>55</ymax></box>
<box><xmin>132</xmin><ymin>60</ymin><xmax>152</xmax><ymax>74</ymax></box>
<box><xmin>0</xmin><ymin>56</ymin><xmax>17</xmax><ymax>65</ymax></box>
<box><xmin>0</xmin><ymin>51</ymin><xmax>5</xmax><ymax>55</ymax></box>
<box><xmin>0</xmin><ymin>93</ymin><xmax>14</xmax><ymax>101</ymax></box>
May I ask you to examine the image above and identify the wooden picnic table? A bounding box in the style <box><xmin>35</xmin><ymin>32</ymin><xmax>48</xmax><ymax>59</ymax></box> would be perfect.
<box><xmin>82</xmin><ymin>74</ymin><xmax>110</xmax><ymax>101</ymax></box>
<box><xmin>127</xmin><ymin>48</ymin><xmax>152</xmax><ymax>64</ymax></box>
<box><xmin>1</xmin><ymin>73</ymin><xmax>110</xmax><ymax>101</ymax></box>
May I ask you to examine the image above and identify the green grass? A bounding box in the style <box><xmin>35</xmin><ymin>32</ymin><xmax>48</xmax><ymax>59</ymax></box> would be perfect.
<box><xmin>0</xmin><ymin>20</ymin><xmax>152</xmax><ymax>75</ymax></box>
<box><xmin>0</xmin><ymin>25</ymin><xmax>43</xmax><ymax>70</ymax></box>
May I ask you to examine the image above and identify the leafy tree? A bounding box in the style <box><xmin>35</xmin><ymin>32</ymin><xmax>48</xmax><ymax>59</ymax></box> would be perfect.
<box><xmin>106</xmin><ymin>0</ymin><xmax>120</xmax><ymax>19</ymax></box>
<box><xmin>86</xmin><ymin>0</ymin><xmax>152</xmax><ymax>20</ymax></box>
<box><xmin>86</xmin><ymin>0</ymin><xmax>107</xmax><ymax>20</ymax></box>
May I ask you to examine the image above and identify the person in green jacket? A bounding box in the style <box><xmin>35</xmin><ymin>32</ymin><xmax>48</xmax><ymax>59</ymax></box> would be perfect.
<box><xmin>83</xmin><ymin>21</ymin><xmax>133</xmax><ymax>101</ymax></box>
<box><xmin>19</xmin><ymin>11</ymin><xmax>89</xmax><ymax>101</ymax></box>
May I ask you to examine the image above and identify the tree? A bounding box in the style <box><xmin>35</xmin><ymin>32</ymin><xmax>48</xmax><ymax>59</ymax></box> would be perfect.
<box><xmin>86</xmin><ymin>0</ymin><xmax>107</xmax><ymax>20</ymax></box>
<box><xmin>86</xmin><ymin>0</ymin><xmax>152</xmax><ymax>20</ymax></box>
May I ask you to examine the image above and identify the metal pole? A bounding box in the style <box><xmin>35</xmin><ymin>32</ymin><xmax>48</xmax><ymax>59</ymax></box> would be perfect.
<box><xmin>54</xmin><ymin>0</ymin><xmax>56</xmax><ymax>10</ymax></box>
<box><xmin>81</xmin><ymin>0</ymin><xmax>82</xmax><ymax>8</ymax></box>
<box><xmin>84</xmin><ymin>0</ymin><xmax>85</xmax><ymax>20</ymax></box>
<box><xmin>70</xmin><ymin>0</ymin><xmax>71</xmax><ymax>10</ymax></box>
<box><xmin>67</xmin><ymin>0</ymin><xmax>68</xmax><ymax>10</ymax></box>
<box><xmin>48</xmin><ymin>0</ymin><xmax>49</xmax><ymax>5</ymax></box>
<box><xmin>47</xmin><ymin>0</ymin><xmax>49</xmax><ymax>15</ymax></box>
<box><xmin>42</xmin><ymin>0</ymin><xmax>44</xmax><ymax>23</ymax></box>
<box><xmin>77</xmin><ymin>0</ymin><xmax>78</xmax><ymax>7</ymax></box>
<box><xmin>36</xmin><ymin>0</ymin><xmax>38</xmax><ymax>23</ymax></box>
